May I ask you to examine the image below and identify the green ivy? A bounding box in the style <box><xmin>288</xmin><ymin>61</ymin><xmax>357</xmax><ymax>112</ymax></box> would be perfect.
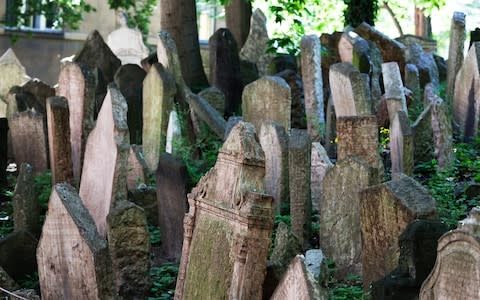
<box><xmin>149</xmin><ymin>263</ymin><xmax>179</xmax><ymax>300</ymax></box>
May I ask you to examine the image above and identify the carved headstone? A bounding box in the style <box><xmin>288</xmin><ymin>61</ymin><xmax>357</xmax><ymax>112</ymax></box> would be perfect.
<box><xmin>311</xmin><ymin>142</ymin><xmax>333</xmax><ymax>212</ymax></box>
<box><xmin>382</xmin><ymin>62</ymin><xmax>408</xmax><ymax>124</ymax></box>
<box><xmin>175</xmin><ymin>122</ymin><xmax>274</xmax><ymax>300</ymax></box>
<box><xmin>242</xmin><ymin>76</ymin><xmax>291</xmax><ymax>132</ymax></box>
<box><xmin>420</xmin><ymin>207</ymin><xmax>480</xmax><ymax>299</ymax></box>
<box><xmin>79</xmin><ymin>84</ymin><xmax>129</xmax><ymax>236</ymax></box>
<box><xmin>301</xmin><ymin>35</ymin><xmax>324</xmax><ymax>141</ymax></box>
<box><xmin>446</xmin><ymin>12</ymin><xmax>466</xmax><ymax>105</ymax></box>
<box><xmin>37</xmin><ymin>183</ymin><xmax>114</xmax><ymax>299</ymax></box>
<box><xmin>259</xmin><ymin>121</ymin><xmax>289</xmax><ymax>214</ymax></box>
<box><xmin>57</xmin><ymin>62</ymin><xmax>96</xmax><ymax>185</ymax></box>
<box><xmin>390</xmin><ymin>111</ymin><xmax>414</xmax><ymax>176</ymax></box>
<box><xmin>360</xmin><ymin>174</ymin><xmax>438</xmax><ymax>289</ymax></box>
<box><xmin>46</xmin><ymin>97</ymin><xmax>73</xmax><ymax>184</ymax></box>
<box><xmin>156</xmin><ymin>153</ymin><xmax>189</xmax><ymax>260</ymax></box>
<box><xmin>12</xmin><ymin>163</ymin><xmax>40</xmax><ymax>236</ymax></box>
<box><xmin>142</xmin><ymin>63</ymin><xmax>176</xmax><ymax>171</ymax></box>
<box><xmin>0</xmin><ymin>49</ymin><xmax>30</xmax><ymax>100</ymax></box>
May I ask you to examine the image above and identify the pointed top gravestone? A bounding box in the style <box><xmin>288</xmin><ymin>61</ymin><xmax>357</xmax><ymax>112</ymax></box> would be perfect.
<box><xmin>79</xmin><ymin>84</ymin><xmax>129</xmax><ymax>237</ymax></box>
<box><xmin>0</xmin><ymin>48</ymin><xmax>30</xmax><ymax>99</ymax></box>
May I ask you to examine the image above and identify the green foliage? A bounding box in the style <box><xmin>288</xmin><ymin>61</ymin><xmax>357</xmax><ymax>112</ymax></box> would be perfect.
<box><xmin>108</xmin><ymin>0</ymin><xmax>158</xmax><ymax>39</ymax></box>
<box><xmin>34</xmin><ymin>170</ymin><xmax>52</xmax><ymax>213</ymax></box>
<box><xmin>18</xmin><ymin>272</ymin><xmax>39</xmax><ymax>292</ymax></box>
<box><xmin>343</xmin><ymin>0</ymin><xmax>379</xmax><ymax>27</ymax></box>
<box><xmin>327</xmin><ymin>259</ymin><xmax>365</xmax><ymax>299</ymax></box>
<box><xmin>149</xmin><ymin>263</ymin><xmax>179</xmax><ymax>300</ymax></box>
<box><xmin>148</xmin><ymin>224</ymin><xmax>161</xmax><ymax>246</ymax></box>
<box><xmin>0</xmin><ymin>194</ymin><xmax>13</xmax><ymax>239</ymax></box>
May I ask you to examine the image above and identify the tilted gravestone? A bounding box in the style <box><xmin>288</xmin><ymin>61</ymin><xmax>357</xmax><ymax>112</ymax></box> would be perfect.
<box><xmin>382</xmin><ymin>62</ymin><xmax>408</xmax><ymax>124</ymax></box>
<box><xmin>446</xmin><ymin>12</ymin><xmax>466</xmax><ymax>105</ymax></box>
<box><xmin>453</xmin><ymin>42</ymin><xmax>480</xmax><ymax>142</ymax></box>
<box><xmin>329</xmin><ymin>62</ymin><xmax>372</xmax><ymax>117</ymax></box>
<box><xmin>360</xmin><ymin>174</ymin><xmax>437</xmax><ymax>289</ymax></box>
<box><xmin>242</xmin><ymin>76</ymin><xmax>291</xmax><ymax>133</ymax></box>
<box><xmin>301</xmin><ymin>34</ymin><xmax>324</xmax><ymax>142</ymax></box>
<box><xmin>156</xmin><ymin>153</ymin><xmax>189</xmax><ymax>261</ymax></box>
<box><xmin>259</xmin><ymin>121</ymin><xmax>289</xmax><ymax>214</ymax></box>
<box><xmin>114</xmin><ymin>64</ymin><xmax>147</xmax><ymax>145</ymax></box>
<box><xmin>57</xmin><ymin>62</ymin><xmax>96</xmax><ymax>185</ymax></box>
<box><xmin>420</xmin><ymin>206</ymin><xmax>480</xmax><ymax>299</ymax></box>
<box><xmin>9</xmin><ymin>110</ymin><xmax>48</xmax><ymax>174</ymax></box>
<box><xmin>79</xmin><ymin>84</ymin><xmax>129</xmax><ymax>237</ymax></box>
<box><xmin>175</xmin><ymin>122</ymin><xmax>274</xmax><ymax>300</ymax></box>
<box><xmin>142</xmin><ymin>63</ymin><xmax>176</xmax><ymax>171</ymax></box>
<box><xmin>338</xmin><ymin>31</ymin><xmax>371</xmax><ymax>74</ymax></box>
<box><xmin>390</xmin><ymin>111</ymin><xmax>414</xmax><ymax>177</ymax></box>
<box><xmin>0</xmin><ymin>48</ymin><xmax>30</xmax><ymax>100</ymax></box>
<box><xmin>106</xmin><ymin>200</ymin><xmax>151</xmax><ymax>298</ymax></box>
<box><xmin>289</xmin><ymin>129</ymin><xmax>311</xmax><ymax>248</ymax></box>
<box><xmin>13</xmin><ymin>163</ymin><xmax>40</xmax><ymax>236</ymax></box>
<box><xmin>37</xmin><ymin>183</ymin><xmax>114</xmax><ymax>299</ymax></box>
<box><xmin>46</xmin><ymin>97</ymin><xmax>73</xmax><ymax>185</ymax></box>
<box><xmin>311</xmin><ymin>142</ymin><xmax>333</xmax><ymax>213</ymax></box>
<box><xmin>209</xmin><ymin>28</ymin><xmax>243</xmax><ymax>117</ymax></box>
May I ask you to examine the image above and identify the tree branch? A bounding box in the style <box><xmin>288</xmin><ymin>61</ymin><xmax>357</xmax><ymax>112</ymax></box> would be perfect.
<box><xmin>383</xmin><ymin>1</ymin><xmax>403</xmax><ymax>37</ymax></box>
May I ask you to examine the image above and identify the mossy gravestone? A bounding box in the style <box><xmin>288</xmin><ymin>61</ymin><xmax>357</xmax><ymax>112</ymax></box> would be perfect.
<box><xmin>175</xmin><ymin>122</ymin><xmax>274</xmax><ymax>300</ymax></box>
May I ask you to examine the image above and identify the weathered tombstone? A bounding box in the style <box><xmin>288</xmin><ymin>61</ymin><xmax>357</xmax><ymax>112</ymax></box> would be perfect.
<box><xmin>289</xmin><ymin>129</ymin><xmax>311</xmax><ymax>248</ymax></box>
<box><xmin>0</xmin><ymin>230</ymin><xmax>37</xmax><ymax>281</ymax></box>
<box><xmin>156</xmin><ymin>153</ymin><xmax>189</xmax><ymax>260</ymax></box>
<box><xmin>367</xmin><ymin>41</ymin><xmax>384</xmax><ymax>109</ymax></box>
<box><xmin>128</xmin><ymin>185</ymin><xmax>158</xmax><ymax>226</ymax></box>
<box><xmin>107</xmin><ymin>11</ymin><xmax>149</xmax><ymax>66</ymax></box>
<box><xmin>329</xmin><ymin>62</ymin><xmax>372</xmax><ymax>117</ymax></box>
<box><xmin>209</xmin><ymin>28</ymin><xmax>243</xmax><ymax>117</ymax></box>
<box><xmin>114</xmin><ymin>64</ymin><xmax>147</xmax><ymax>145</ymax></box>
<box><xmin>270</xmin><ymin>255</ymin><xmax>324</xmax><ymax>300</ymax></box>
<box><xmin>446</xmin><ymin>12</ymin><xmax>466</xmax><ymax>105</ymax></box>
<box><xmin>360</xmin><ymin>174</ymin><xmax>438</xmax><ymax>289</ymax></box>
<box><xmin>276</xmin><ymin>69</ymin><xmax>307</xmax><ymax>130</ymax></box>
<box><xmin>405</xmin><ymin>42</ymin><xmax>439</xmax><ymax>88</ymax></box>
<box><xmin>9</xmin><ymin>110</ymin><xmax>48</xmax><ymax>174</ymax></box>
<box><xmin>336</xmin><ymin>115</ymin><xmax>382</xmax><ymax>169</ymax></box>
<box><xmin>405</xmin><ymin>64</ymin><xmax>421</xmax><ymax>104</ymax></box>
<box><xmin>57</xmin><ymin>62</ymin><xmax>96</xmax><ymax>185</ymax></box>
<box><xmin>166</xmin><ymin>110</ymin><xmax>181</xmax><ymax>155</ymax></box>
<box><xmin>382</xmin><ymin>62</ymin><xmax>408</xmax><ymax>124</ymax></box>
<box><xmin>106</xmin><ymin>200</ymin><xmax>150</xmax><ymax>298</ymax></box>
<box><xmin>79</xmin><ymin>84</ymin><xmax>129</xmax><ymax>236</ymax></box>
<box><xmin>9</xmin><ymin>79</ymin><xmax>55</xmax><ymax>117</ymax></box>
<box><xmin>412</xmin><ymin>104</ymin><xmax>434</xmax><ymax>164</ymax></box>
<box><xmin>175</xmin><ymin>122</ymin><xmax>274</xmax><ymax>300</ymax></box>
<box><xmin>453</xmin><ymin>42</ymin><xmax>480</xmax><ymax>142</ymax></box>
<box><xmin>127</xmin><ymin>145</ymin><xmax>149</xmax><ymax>190</ymax></box>
<box><xmin>46</xmin><ymin>97</ymin><xmax>73</xmax><ymax>185</ymax></box>
<box><xmin>142</xmin><ymin>63</ymin><xmax>176</xmax><ymax>171</ymax></box>
<box><xmin>338</xmin><ymin>31</ymin><xmax>371</xmax><ymax>74</ymax></box>
<box><xmin>242</xmin><ymin>76</ymin><xmax>291</xmax><ymax>132</ymax></box>
<box><xmin>37</xmin><ymin>183</ymin><xmax>114</xmax><ymax>299</ymax></box>
<box><xmin>74</xmin><ymin>30</ymin><xmax>122</xmax><ymax>117</ymax></box>
<box><xmin>311</xmin><ymin>142</ymin><xmax>333</xmax><ymax>212</ymax></box>
<box><xmin>198</xmin><ymin>86</ymin><xmax>225</xmax><ymax>115</ymax></box>
<box><xmin>0</xmin><ymin>49</ymin><xmax>30</xmax><ymax>100</ymax></box>
<box><xmin>224</xmin><ymin>116</ymin><xmax>243</xmax><ymax>140</ymax></box>
<box><xmin>420</xmin><ymin>207</ymin><xmax>480</xmax><ymax>299</ymax></box>
<box><xmin>390</xmin><ymin>111</ymin><xmax>414</xmax><ymax>176</ymax></box>
<box><xmin>301</xmin><ymin>34</ymin><xmax>324</xmax><ymax>141</ymax></box>
<box><xmin>259</xmin><ymin>121</ymin><xmax>289</xmax><ymax>214</ymax></box>
<box><xmin>12</xmin><ymin>163</ymin><xmax>40</xmax><ymax>236</ymax></box>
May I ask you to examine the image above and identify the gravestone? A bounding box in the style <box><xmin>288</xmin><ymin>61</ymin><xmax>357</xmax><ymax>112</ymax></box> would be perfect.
<box><xmin>446</xmin><ymin>12</ymin><xmax>466</xmax><ymax>105</ymax></box>
<box><xmin>390</xmin><ymin>111</ymin><xmax>414</xmax><ymax>176</ymax></box>
<box><xmin>311</xmin><ymin>142</ymin><xmax>333</xmax><ymax>212</ymax></box>
<box><xmin>412</xmin><ymin>104</ymin><xmax>434</xmax><ymax>164</ymax></box>
<box><xmin>142</xmin><ymin>63</ymin><xmax>176</xmax><ymax>171</ymax></box>
<box><xmin>79</xmin><ymin>84</ymin><xmax>129</xmax><ymax>237</ymax></box>
<box><xmin>420</xmin><ymin>206</ymin><xmax>480</xmax><ymax>299</ymax></box>
<box><xmin>276</xmin><ymin>69</ymin><xmax>306</xmax><ymax>130</ymax></box>
<box><xmin>382</xmin><ymin>62</ymin><xmax>408</xmax><ymax>125</ymax></box>
<box><xmin>9</xmin><ymin>79</ymin><xmax>55</xmax><ymax>116</ymax></box>
<box><xmin>289</xmin><ymin>129</ymin><xmax>311</xmax><ymax>248</ymax></box>
<box><xmin>107</xmin><ymin>11</ymin><xmax>149</xmax><ymax>66</ymax></box>
<box><xmin>198</xmin><ymin>87</ymin><xmax>225</xmax><ymax>115</ymax></box>
<box><xmin>405</xmin><ymin>42</ymin><xmax>439</xmax><ymax>88</ymax></box>
<box><xmin>9</xmin><ymin>110</ymin><xmax>48</xmax><ymax>174</ymax></box>
<box><xmin>156</xmin><ymin>153</ymin><xmax>189</xmax><ymax>260</ymax></box>
<box><xmin>6</xmin><ymin>87</ymin><xmax>45</xmax><ymax>119</ymax></box>
<box><xmin>0</xmin><ymin>118</ymin><xmax>7</xmax><ymax>189</ymax></box>
<box><xmin>224</xmin><ymin>116</ymin><xmax>243</xmax><ymax>140</ymax></box>
<box><xmin>37</xmin><ymin>183</ymin><xmax>113</xmax><ymax>299</ymax></box>
<box><xmin>301</xmin><ymin>34</ymin><xmax>324</xmax><ymax>141</ymax></box>
<box><xmin>320</xmin><ymin>31</ymin><xmax>342</xmax><ymax>107</ymax></box>
<box><xmin>57</xmin><ymin>62</ymin><xmax>96</xmax><ymax>185</ymax></box>
<box><xmin>114</xmin><ymin>64</ymin><xmax>147</xmax><ymax>145</ymax></box>
<box><xmin>329</xmin><ymin>62</ymin><xmax>372</xmax><ymax>117</ymax></box>
<box><xmin>320</xmin><ymin>157</ymin><xmax>381</xmax><ymax>277</ymax></box>
<box><xmin>0</xmin><ymin>49</ymin><xmax>30</xmax><ymax>100</ymax></box>
<box><xmin>166</xmin><ymin>110</ymin><xmax>181</xmax><ymax>155</ymax></box>
<box><xmin>367</xmin><ymin>41</ymin><xmax>384</xmax><ymax>108</ymax></box>
<box><xmin>127</xmin><ymin>145</ymin><xmax>148</xmax><ymax>190</ymax></box>
<box><xmin>259</xmin><ymin>121</ymin><xmax>289</xmax><ymax>214</ymax></box>
<box><xmin>242</xmin><ymin>76</ymin><xmax>291</xmax><ymax>132</ymax></box>
<box><xmin>324</xmin><ymin>95</ymin><xmax>336</xmax><ymax>158</ymax></box>
<box><xmin>106</xmin><ymin>200</ymin><xmax>150</xmax><ymax>298</ymax></box>
<box><xmin>471</xmin><ymin>28</ymin><xmax>480</xmax><ymax>48</ymax></box>
<box><xmin>46</xmin><ymin>97</ymin><xmax>73</xmax><ymax>185</ymax></box>
<box><xmin>128</xmin><ymin>185</ymin><xmax>158</xmax><ymax>226</ymax></box>
<box><xmin>338</xmin><ymin>31</ymin><xmax>370</xmax><ymax>74</ymax></box>
<box><xmin>0</xmin><ymin>231</ymin><xmax>37</xmax><ymax>281</ymax></box>
<box><xmin>13</xmin><ymin>163</ymin><xmax>40</xmax><ymax>236</ymax></box>
<box><xmin>175</xmin><ymin>122</ymin><xmax>274</xmax><ymax>300</ymax></box>
<box><xmin>405</xmin><ymin>64</ymin><xmax>421</xmax><ymax>104</ymax></box>
<box><xmin>209</xmin><ymin>28</ymin><xmax>243</xmax><ymax>116</ymax></box>
<box><xmin>360</xmin><ymin>174</ymin><xmax>438</xmax><ymax>289</ymax></box>
<box><xmin>453</xmin><ymin>42</ymin><xmax>480</xmax><ymax>142</ymax></box>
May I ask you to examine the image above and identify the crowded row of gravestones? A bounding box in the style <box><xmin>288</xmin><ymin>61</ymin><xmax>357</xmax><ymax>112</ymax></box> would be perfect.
<box><xmin>0</xmin><ymin>7</ymin><xmax>479</xmax><ymax>300</ymax></box>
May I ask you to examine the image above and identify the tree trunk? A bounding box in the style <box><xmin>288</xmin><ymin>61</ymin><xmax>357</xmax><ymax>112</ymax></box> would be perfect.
<box><xmin>225</xmin><ymin>0</ymin><xmax>252</xmax><ymax>49</ymax></box>
<box><xmin>160</xmin><ymin>0</ymin><xmax>208</xmax><ymax>89</ymax></box>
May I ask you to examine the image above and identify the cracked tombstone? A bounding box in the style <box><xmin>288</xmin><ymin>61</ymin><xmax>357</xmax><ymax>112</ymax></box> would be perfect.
<box><xmin>174</xmin><ymin>121</ymin><xmax>274</xmax><ymax>300</ymax></box>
